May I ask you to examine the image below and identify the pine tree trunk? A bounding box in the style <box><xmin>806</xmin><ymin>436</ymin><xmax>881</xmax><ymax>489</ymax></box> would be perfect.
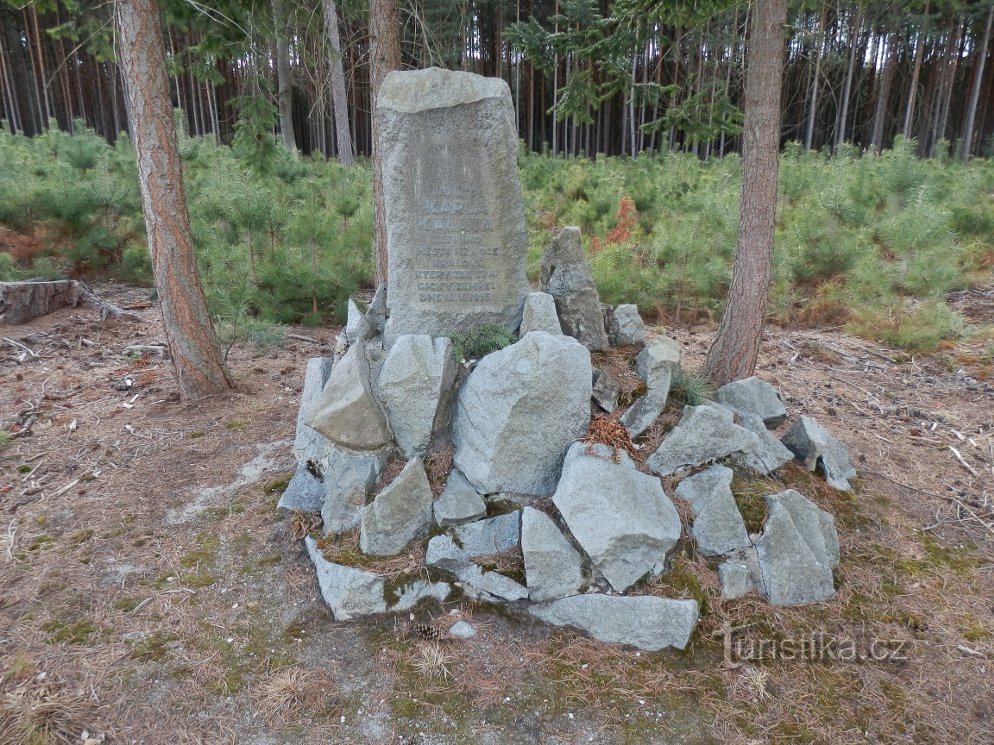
<box><xmin>903</xmin><ymin>2</ymin><xmax>929</xmax><ymax>140</ymax></box>
<box><xmin>870</xmin><ymin>31</ymin><xmax>898</xmax><ymax>154</ymax></box>
<box><xmin>960</xmin><ymin>5</ymin><xmax>992</xmax><ymax>160</ymax></box>
<box><xmin>703</xmin><ymin>0</ymin><xmax>786</xmax><ymax>387</ymax></box>
<box><xmin>834</xmin><ymin>6</ymin><xmax>862</xmax><ymax>154</ymax></box>
<box><xmin>370</xmin><ymin>0</ymin><xmax>400</xmax><ymax>284</ymax></box>
<box><xmin>272</xmin><ymin>0</ymin><xmax>296</xmax><ymax>152</ymax></box>
<box><xmin>116</xmin><ymin>0</ymin><xmax>233</xmax><ymax>399</ymax></box>
<box><xmin>322</xmin><ymin>0</ymin><xmax>354</xmax><ymax>166</ymax></box>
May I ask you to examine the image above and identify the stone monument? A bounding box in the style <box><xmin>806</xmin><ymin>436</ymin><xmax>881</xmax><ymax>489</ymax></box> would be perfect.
<box><xmin>375</xmin><ymin>67</ymin><xmax>529</xmax><ymax>344</ymax></box>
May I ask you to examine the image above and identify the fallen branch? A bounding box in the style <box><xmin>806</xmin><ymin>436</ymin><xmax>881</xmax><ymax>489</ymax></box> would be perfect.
<box><xmin>949</xmin><ymin>445</ymin><xmax>980</xmax><ymax>479</ymax></box>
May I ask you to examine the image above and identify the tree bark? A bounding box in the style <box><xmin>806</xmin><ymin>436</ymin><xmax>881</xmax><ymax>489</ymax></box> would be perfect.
<box><xmin>903</xmin><ymin>1</ymin><xmax>929</xmax><ymax>140</ymax></box>
<box><xmin>834</xmin><ymin>5</ymin><xmax>862</xmax><ymax>154</ymax></box>
<box><xmin>870</xmin><ymin>31</ymin><xmax>898</xmax><ymax>154</ymax></box>
<box><xmin>370</xmin><ymin>0</ymin><xmax>400</xmax><ymax>284</ymax></box>
<box><xmin>272</xmin><ymin>0</ymin><xmax>296</xmax><ymax>152</ymax></box>
<box><xmin>323</xmin><ymin>0</ymin><xmax>354</xmax><ymax>166</ymax></box>
<box><xmin>960</xmin><ymin>4</ymin><xmax>993</xmax><ymax>160</ymax></box>
<box><xmin>703</xmin><ymin>0</ymin><xmax>786</xmax><ymax>387</ymax></box>
<box><xmin>116</xmin><ymin>0</ymin><xmax>233</xmax><ymax>399</ymax></box>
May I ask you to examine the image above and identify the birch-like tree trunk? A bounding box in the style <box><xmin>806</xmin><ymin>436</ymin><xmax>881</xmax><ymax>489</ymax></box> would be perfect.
<box><xmin>272</xmin><ymin>0</ymin><xmax>296</xmax><ymax>152</ymax></box>
<box><xmin>323</xmin><ymin>0</ymin><xmax>354</xmax><ymax>166</ymax></box>
<box><xmin>116</xmin><ymin>0</ymin><xmax>233</xmax><ymax>399</ymax></box>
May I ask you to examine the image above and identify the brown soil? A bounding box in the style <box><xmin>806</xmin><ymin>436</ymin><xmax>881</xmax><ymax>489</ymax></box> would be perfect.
<box><xmin>1</xmin><ymin>282</ymin><xmax>992</xmax><ymax>744</ymax></box>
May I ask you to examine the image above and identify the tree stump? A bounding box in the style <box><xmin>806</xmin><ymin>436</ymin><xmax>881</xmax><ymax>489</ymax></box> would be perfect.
<box><xmin>0</xmin><ymin>281</ymin><xmax>82</xmax><ymax>325</ymax></box>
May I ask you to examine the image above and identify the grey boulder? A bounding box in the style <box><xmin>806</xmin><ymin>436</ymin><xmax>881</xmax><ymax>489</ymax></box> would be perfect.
<box><xmin>305</xmin><ymin>536</ymin><xmax>386</xmax><ymax>620</ymax></box>
<box><xmin>520</xmin><ymin>292</ymin><xmax>562</xmax><ymax>335</ymax></box>
<box><xmin>388</xmin><ymin>579</ymin><xmax>451</xmax><ymax>612</ymax></box>
<box><xmin>319</xmin><ymin>446</ymin><xmax>391</xmax><ymax>534</ymax></box>
<box><xmin>276</xmin><ymin>464</ymin><xmax>325</xmax><ymax>515</ymax></box>
<box><xmin>755</xmin><ymin>489</ymin><xmax>839</xmax><ymax>606</ymax></box>
<box><xmin>305</xmin><ymin>344</ymin><xmax>393</xmax><ymax>451</ymax></box>
<box><xmin>718</xmin><ymin>560</ymin><xmax>755</xmax><ymax>600</ymax></box>
<box><xmin>433</xmin><ymin>470</ymin><xmax>487</xmax><ymax>526</ymax></box>
<box><xmin>426</xmin><ymin>534</ymin><xmax>529</xmax><ymax>601</ymax></box>
<box><xmin>528</xmin><ymin>594</ymin><xmax>698</xmax><ymax>651</ymax></box>
<box><xmin>781</xmin><ymin>416</ymin><xmax>857</xmax><ymax>490</ymax></box>
<box><xmin>376</xmin><ymin>334</ymin><xmax>457</xmax><ymax>458</ymax></box>
<box><xmin>591</xmin><ymin>369</ymin><xmax>620</xmax><ymax>412</ymax></box>
<box><xmin>453</xmin><ymin>331</ymin><xmax>592</xmax><ymax>495</ymax></box>
<box><xmin>540</xmin><ymin>226</ymin><xmax>609</xmax><ymax>351</ymax></box>
<box><xmin>619</xmin><ymin>336</ymin><xmax>682</xmax><ymax>438</ymax></box>
<box><xmin>452</xmin><ymin>511</ymin><xmax>521</xmax><ymax>557</ymax></box>
<box><xmin>360</xmin><ymin>458</ymin><xmax>433</xmax><ymax>556</ymax></box>
<box><xmin>674</xmin><ymin>465</ymin><xmax>750</xmax><ymax>557</ymax></box>
<box><xmin>716</xmin><ymin>376</ymin><xmax>788</xmax><ymax>429</ymax></box>
<box><xmin>521</xmin><ymin>507</ymin><xmax>584</xmax><ymax>601</ymax></box>
<box><xmin>605</xmin><ymin>304</ymin><xmax>646</xmax><ymax>347</ymax></box>
<box><xmin>293</xmin><ymin>357</ymin><xmax>335</xmax><ymax>465</ymax></box>
<box><xmin>646</xmin><ymin>405</ymin><xmax>759</xmax><ymax>476</ymax></box>
<box><xmin>732</xmin><ymin>411</ymin><xmax>794</xmax><ymax>475</ymax></box>
<box><xmin>554</xmin><ymin>443</ymin><xmax>681</xmax><ymax>592</ymax></box>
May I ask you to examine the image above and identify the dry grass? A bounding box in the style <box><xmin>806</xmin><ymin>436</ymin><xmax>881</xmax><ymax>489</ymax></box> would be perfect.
<box><xmin>580</xmin><ymin>414</ymin><xmax>638</xmax><ymax>462</ymax></box>
<box><xmin>0</xmin><ymin>678</ymin><xmax>93</xmax><ymax>745</ymax></box>
<box><xmin>251</xmin><ymin>667</ymin><xmax>340</xmax><ymax>727</ymax></box>
<box><xmin>591</xmin><ymin>345</ymin><xmax>644</xmax><ymax>407</ymax></box>
<box><xmin>424</xmin><ymin>439</ymin><xmax>454</xmax><ymax>497</ymax></box>
<box><xmin>317</xmin><ymin>528</ymin><xmax>426</xmax><ymax>578</ymax></box>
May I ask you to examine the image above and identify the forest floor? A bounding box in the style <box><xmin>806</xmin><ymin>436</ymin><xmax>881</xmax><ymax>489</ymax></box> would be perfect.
<box><xmin>1</xmin><ymin>281</ymin><xmax>993</xmax><ymax>745</ymax></box>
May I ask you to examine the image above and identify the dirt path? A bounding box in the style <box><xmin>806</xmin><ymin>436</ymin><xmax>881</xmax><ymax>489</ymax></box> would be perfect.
<box><xmin>1</xmin><ymin>283</ymin><xmax>992</xmax><ymax>744</ymax></box>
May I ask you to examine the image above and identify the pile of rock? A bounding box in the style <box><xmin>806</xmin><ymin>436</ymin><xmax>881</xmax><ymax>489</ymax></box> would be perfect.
<box><xmin>280</xmin><ymin>67</ymin><xmax>856</xmax><ymax>651</ymax></box>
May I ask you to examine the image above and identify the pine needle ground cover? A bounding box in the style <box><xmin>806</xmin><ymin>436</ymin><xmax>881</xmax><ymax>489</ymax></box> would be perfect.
<box><xmin>2</xmin><ymin>129</ymin><xmax>992</xmax><ymax>351</ymax></box>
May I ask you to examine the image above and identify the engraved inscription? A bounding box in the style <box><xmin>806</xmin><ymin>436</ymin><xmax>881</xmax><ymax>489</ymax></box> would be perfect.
<box><xmin>411</xmin><ymin>132</ymin><xmax>500</xmax><ymax>305</ymax></box>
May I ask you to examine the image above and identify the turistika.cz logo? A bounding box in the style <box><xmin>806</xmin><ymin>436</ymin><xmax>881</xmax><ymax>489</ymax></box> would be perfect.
<box><xmin>721</xmin><ymin>623</ymin><xmax>913</xmax><ymax>663</ymax></box>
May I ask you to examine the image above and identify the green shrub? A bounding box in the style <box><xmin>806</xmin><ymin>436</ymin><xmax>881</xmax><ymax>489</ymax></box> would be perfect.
<box><xmin>453</xmin><ymin>324</ymin><xmax>518</xmax><ymax>362</ymax></box>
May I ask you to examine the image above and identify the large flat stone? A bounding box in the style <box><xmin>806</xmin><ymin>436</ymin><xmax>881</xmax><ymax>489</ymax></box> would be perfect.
<box><xmin>755</xmin><ymin>489</ymin><xmax>839</xmax><ymax>606</ymax></box>
<box><xmin>528</xmin><ymin>595</ymin><xmax>698</xmax><ymax>651</ymax></box>
<box><xmin>451</xmin><ymin>511</ymin><xmax>520</xmax><ymax>557</ymax></box>
<box><xmin>452</xmin><ymin>331</ymin><xmax>592</xmax><ymax>495</ymax></box>
<box><xmin>377</xmin><ymin>68</ymin><xmax>529</xmax><ymax>344</ymax></box>
<box><xmin>540</xmin><ymin>227</ymin><xmax>608</xmax><ymax>351</ymax></box>
<box><xmin>521</xmin><ymin>507</ymin><xmax>584</xmax><ymax>601</ymax></box>
<box><xmin>646</xmin><ymin>405</ymin><xmax>759</xmax><ymax>476</ymax></box>
<box><xmin>553</xmin><ymin>442</ymin><xmax>681</xmax><ymax>592</ymax></box>
<box><xmin>387</xmin><ymin>579</ymin><xmax>451</xmax><ymax>612</ymax></box>
<box><xmin>781</xmin><ymin>416</ymin><xmax>857</xmax><ymax>490</ymax></box>
<box><xmin>305</xmin><ymin>536</ymin><xmax>386</xmax><ymax>620</ymax></box>
<box><xmin>376</xmin><ymin>334</ymin><xmax>457</xmax><ymax>458</ymax></box>
<box><xmin>731</xmin><ymin>411</ymin><xmax>794</xmax><ymax>475</ymax></box>
<box><xmin>716</xmin><ymin>376</ymin><xmax>787</xmax><ymax>429</ymax></box>
<box><xmin>674</xmin><ymin>465</ymin><xmax>750</xmax><ymax>556</ymax></box>
<box><xmin>360</xmin><ymin>458</ymin><xmax>434</xmax><ymax>556</ymax></box>
<box><xmin>305</xmin><ymin>343</ymin><xmax>392</xmax><ymax>451</ymax></box>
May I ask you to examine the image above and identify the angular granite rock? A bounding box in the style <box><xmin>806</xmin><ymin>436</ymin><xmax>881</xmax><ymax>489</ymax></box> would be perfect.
<box><xmin>646</xmin><ymin>405</ymin><xmax>759</xmax><ymax>476</ymax></box>
<box><xmin>277</xmin><ymin>464</ymin><xmax>325</xmax><ymax>516</ymax></box>
<box><xmin>426</xmin><ymin>534</ymin><xmax>529</xmax><ymax>601</ymax></box>
<box><xmin>360</xmin><ymin>458</ymin><xmax>433</xmax><ymax>556</ymax></box>
<box><xmin>521</xmin><ymin>507</ymin><xmax>584</xmax><ymax>601</ymax></box>
<box><xmin>674</xmin><ymin>465</ymin><xmax>750</xmax><ymax>557</ymax></box>
<box><xmin>716</xmin><ymin>376</ymin><xmax>788</xmax><ymax>429</ymax></box>
<box><xmin>305</xmin><ymin>344</ymin><xmax>392</xmax><ymax>451</ymax></box>
<box><xmin>433</xmin><ymin>470</ymin><xmax>487</xmax><ymax>526</ymax></box>
<box><xmin>755</xmin><ymin>489</ymin><xmax>839</xmax><ymax>605</ymax></box>
<box><xmin>540</xmin><ymin>226</ymin><xmax>609</xmax><ymax>351</ymax></box>
<box><xmin>718</xmin><ymin>561</ymin><xmax>755</xmax><ymax>600</ymax></box>
<box><xmin>528</xmin><ymin>594</ymin><xmax>698</xmax><ymax>651</ymax></box>
<box><xmin>553</xmin><ymin>443</ymin><xmax>681</xmax><ymax>592</ymax></box>
<box><xmin>519</xmin><ymin>292</ymin><xmax>562</xmax><ymax>336</ymax></box>
<box><xmin>293</xmin><ymin>357</ymin><xmax>335</xmax><ymax>464</ymax></box>
<box><xmin>591</xmin><ymin>369</ymin><xmax>620</xmax><ymax>413</ymax></box>
<box><xmin>305</xmin><ymin>536</ymin><xmax>386</xmax><ymax>620</ymax></box>
<box><xmin>451</xmin><ymin>512</ymin><xmax>521</xmax><ymax>557</ymax></box>
<box><xmin>319</xmin><ymin>446</ymin><xmax>391</xmax><ymax>534</ymax></box>
<box><xmin>388</xmin><ymin>579</ymin><xmax>451</xmax><ymax>612</ymax></box>
<box><xmin>453</xmin><ymin>331</ymin><xmax>592</xmax><ymax>495</ymax></box>
<box><xmin>605</xmin><ymin>304</ymin><xmax>646</xmax><ymax>347</ymax></box>
<box><xmin>731</xmin><ymin>411</ymin><xmax>794</xmax><ymax>475</ymax></box>
<box><xmin>781</xmin><ymin>416</ymin><xmax>857</xmax><ymax>491</ymax></box>
<box><xmin>365</xmin><ymin>283</ymin><xmax>388</xmax><ymax>336</ymax></box>
<box><xmin>619</xmin><ymin>336</ymin><xmax>682</xmax><ymax>438</ymax></box>
<box><xmin>376</xmin><ymin>334</ymin><xmax>457</xmax><ymax>458</ymax></box>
